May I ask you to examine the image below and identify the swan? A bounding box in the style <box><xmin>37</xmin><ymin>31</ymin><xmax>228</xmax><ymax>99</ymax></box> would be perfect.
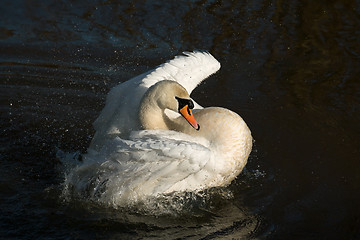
<box><xmin>64</xmin><ymin>51</ymin><xmax>252</xmax><ymax>205</ymax></box>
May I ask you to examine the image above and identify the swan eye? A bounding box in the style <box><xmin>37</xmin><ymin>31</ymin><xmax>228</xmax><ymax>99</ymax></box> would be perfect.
<box><xmin>188</xmin><ymin>99</ymin><xmax>194</xmax><ymax>109</ymax></box>
<box><xmin>175</xmin><ymin>96</ymin><xmax>194</xmax><ymax>111</ymax></box>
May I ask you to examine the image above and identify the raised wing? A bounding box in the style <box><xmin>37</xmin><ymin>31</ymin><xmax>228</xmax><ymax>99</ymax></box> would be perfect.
<box><xmin>90</xmin><ymin>51</ymin><xmax>220</xmax><ymax>151</ymax></box>
<box><xmin>141</xmin><ymin>51</ymin><xmax>221</xmax><ymax>94</ymax></box>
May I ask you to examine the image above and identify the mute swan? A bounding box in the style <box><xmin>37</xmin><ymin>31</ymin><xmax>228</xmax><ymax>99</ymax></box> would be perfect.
<box><xmin>64</xmin><ymin>51</ymin><xmax>252</xmax><ymax>205</ymax></box>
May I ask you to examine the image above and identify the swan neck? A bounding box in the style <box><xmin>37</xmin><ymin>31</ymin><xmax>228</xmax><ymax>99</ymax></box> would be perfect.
<box><xmin>138</xmin><ymin>81</ymin><xmax>191</xmax><ymax>130</ymax></box>
<box><xmin>139</xmin><ymin>97</ymin><xmax>167</xmax><ymax>130</ymax></box>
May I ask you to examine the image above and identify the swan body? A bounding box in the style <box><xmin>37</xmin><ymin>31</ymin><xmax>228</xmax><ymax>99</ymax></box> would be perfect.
<box><xmin>65</xmin><ymin>51</ymin><xmax>252</xmax><ymax>205</ymax></box>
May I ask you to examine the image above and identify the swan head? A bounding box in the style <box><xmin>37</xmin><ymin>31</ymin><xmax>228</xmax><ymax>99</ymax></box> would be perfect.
<box><xmin>139</xmin><ymin>80</ymin><xmax>200</xmax><ymax>130</ymax></box>
<box><xmin>175</xmin><ymin>96</ymin><xmax>199</xmax><ymax>130</ymax></box>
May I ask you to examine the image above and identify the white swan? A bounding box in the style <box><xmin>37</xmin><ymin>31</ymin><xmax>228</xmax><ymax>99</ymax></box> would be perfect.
<box><xmin>64</xmin><ymin>51</ymin><xmax>252</xmax><ymax>205</ymax></box>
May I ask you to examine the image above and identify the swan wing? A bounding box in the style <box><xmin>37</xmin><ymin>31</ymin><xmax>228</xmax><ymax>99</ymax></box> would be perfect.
<box><xmin>90</xmin><ymin>51</ymin><xmax>220</xmax><ymax>150</ymax></box>
<box><xmin>70</xmin><ymin>131</ymin><xmax>212</xmax><ymax>203</ymax></box>
<box><xmin>141</xmin><ymin>51</ymin><xmax>221</xmax><ymax>94</ymax></box>
<box><xmin>108</xmin><ymin>132</ymin><xmax>211</xmax><ymax>192</ymax></box>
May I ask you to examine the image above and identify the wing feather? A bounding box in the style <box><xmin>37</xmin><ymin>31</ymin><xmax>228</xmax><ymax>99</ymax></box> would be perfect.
<box><xmin>68</xmin><ymin>131</ymin><xmax>212</xmax><ymax>203</ymax></box>
<box><xmin>141</xmin><ymin>51</ymin><xmax>220</xmax><ymax>94</ymax></box>
<box><xmin>90</xmin><ymin>51</ymin><xmax>220</xmax><ymax>151</ymax></box>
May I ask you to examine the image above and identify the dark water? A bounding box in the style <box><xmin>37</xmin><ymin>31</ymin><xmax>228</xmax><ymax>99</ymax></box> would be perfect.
<box><xmin>1</xmin><ymin>0</ymin><xmax>360</xmax><ymax>239</ymax></box>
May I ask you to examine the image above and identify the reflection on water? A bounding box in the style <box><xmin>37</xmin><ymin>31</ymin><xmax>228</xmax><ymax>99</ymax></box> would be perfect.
<box><xmin>1</xmin><ymin>0</ymin><xmax>360</xmax><ymax>239</ymax></box>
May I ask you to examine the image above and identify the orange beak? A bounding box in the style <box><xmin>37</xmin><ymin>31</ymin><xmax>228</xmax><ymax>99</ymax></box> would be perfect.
<box><xmin>179</xmin><ymin>105</ymin><xmax>200</xmax><ymax>130</ymax></box>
